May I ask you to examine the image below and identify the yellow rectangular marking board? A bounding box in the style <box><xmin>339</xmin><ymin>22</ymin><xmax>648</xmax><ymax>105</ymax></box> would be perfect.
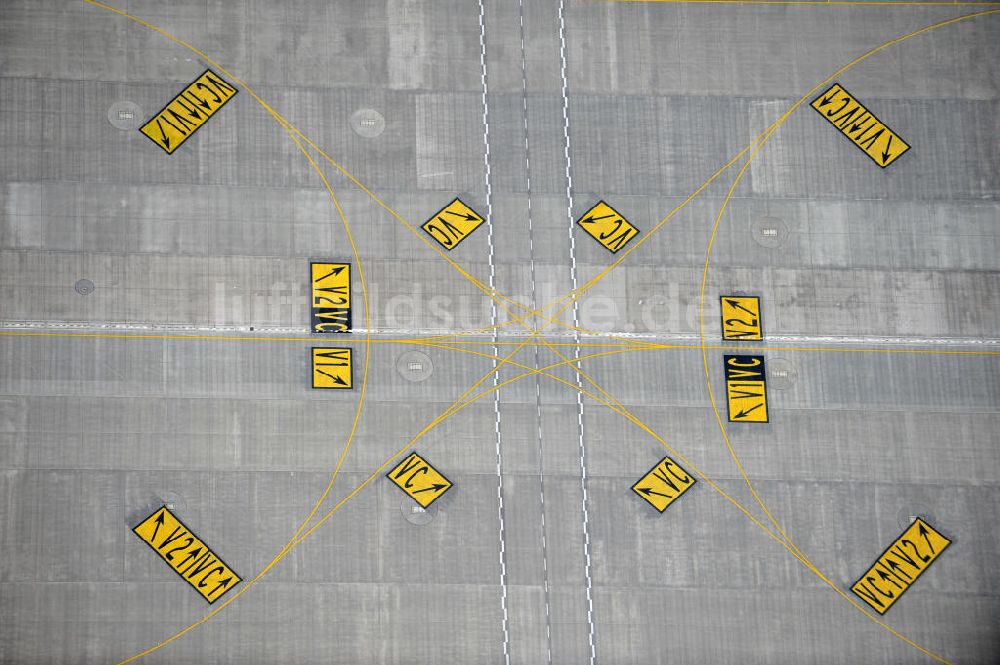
<box><xmin>139</xmin><ymin>70</ymin><xmax>238</xmax><ymax>155</ymax></box>
<box><xmin>810</xmin><ymin>83</ymin><xmax>910</xmax><ymax>168</ymax></box>
<box><xmin>132</xmin><ymin>506</ymin><xmax>241</xmax><ymax>604</ymax></box>
<box><xmin>421</xmin><ymin>198</ymin><xmax>485</xmax><ymax>250</ymax></box>
<box><xmin>852</xmin><ymin>518</ymin><xmax>951</xmax><ymax>615</ymax></box>
<box><xmin>310</xmin><ymin>262</ymin><xmax>352</xmax><ymax>333</ymax></box>
<box><xmin>576</xmin><ymin>200</ymin><xmax>640</xmax><ymax>253</ymax></box>
<box><xmin>386</xmin><ymin>452</ymin><xmax>453</xmax><ymax>508</ymax></box>
<box><xmin>724</xmin><ymin>355</ymin><xmax>769</xmax><ymax>423</ymax></box>
<box><xmin>312</xmin><ymin>347</ymin><xmax>352</xmax><ymax>389</ymax></box>
<box><xmin>631</xmin><ymin>455</ymin><xmax>696</xmax><ymax>512</ymax></box>
<box><xmin>721</xmin><ymin>296</ymin><xmax>763</xmax><ymax>341</ymax></box>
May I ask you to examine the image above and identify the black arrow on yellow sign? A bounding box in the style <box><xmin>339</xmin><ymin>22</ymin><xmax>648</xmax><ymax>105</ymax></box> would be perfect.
<box><xmin>412</xmin><ymin>484</ymin><xmax>449</xmax><ymax>494</ymax></box>
<box><xmin>443</xmin><ymin>209</ymin><xmax>480</xmax><ymax>221</ymax></box>
<box><xmin>816</xmin><ymin>90</ymin><xmax>836</xmax><ymax>107</ymax></box>
<box><xmin>314</xmin><ymin>264</ymin><xmax>347</xmax><ymax>281</ymax></box>
<box><xmin>315</xmin><ymin>369</ymin><xmax>348</xmax><ymax>386</ymax></box>
<box><xmin>635</xmin><ymin>487</ymin><xmax>674</xmax><ymax>500</ymax></box>
<box><xmin>918</xmin><ymin>522</ymin><xmax>936</xmax><ymax>553</ymax></box>
<box><xmin>732</xmin><ymin>402</ymin><xmax>764</xmax><ymax>420</ymax></box>
<box><xmin>579</xmin><ymin>212</ymin><xmax>616</xmax><ymax>224</ymax></box>
<box><xmin>724</xmin><ymin>299</ymin><xmax>756</xmax><ymax>317</ymax></box>
<box><xmin>880</xmin><ymin>135</ymin><xmax>896</xmax><ymax>165</ymax></box>
<box><xmin>148</xmin><ymin>508</ymin><xmax>166</xmax><ymax>542</ymax></box>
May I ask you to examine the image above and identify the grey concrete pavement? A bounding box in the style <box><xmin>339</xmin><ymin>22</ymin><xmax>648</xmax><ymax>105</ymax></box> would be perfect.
<box><xmin>0</xmin><ymin>0</ymin><xmax>998</xmax><ymax>663</ymax></box>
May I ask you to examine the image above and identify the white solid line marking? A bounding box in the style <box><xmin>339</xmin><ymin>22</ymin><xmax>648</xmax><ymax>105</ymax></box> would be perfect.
<box><xmin>4</xmin><ymin>320</ymin><xmax>997</xmax><ymax>349</ymax></box>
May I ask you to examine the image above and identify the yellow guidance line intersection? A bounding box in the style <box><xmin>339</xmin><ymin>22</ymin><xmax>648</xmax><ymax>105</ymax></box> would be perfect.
<box><xmin>67</xmin><ymin>3</ymin><xmax>1000</xmax><ymax>665</ymax></box>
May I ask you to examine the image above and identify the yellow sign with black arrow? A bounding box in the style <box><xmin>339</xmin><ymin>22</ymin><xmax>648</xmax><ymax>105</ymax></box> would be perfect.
<box><xmin>852</xmin><ymin>518</ymin><xmax>951</xmax><ymax>615</ymax></box>
<box><xmin>721</xmin><ymin>296</ymin><xmax>763</xmax><ymax>341</ymax></box>
<box><xmin>811</xmin><ymin>83</ymin><xmax>910</xmax><ymax>168</ymax></box>
<box><xmin>422</xmin><ymin>198</ymin><xmax>485</xmax><ymax>250</ymax></box>
<box><xmin>631</xmin><ymin>455</ymin><xmax>696</xmax><ymax>512</ymax></box>
<box><xmin>724</xmin><ymin>355</ymin><xmax>769</xmax><ymax>423</ymax></box>
<box><xmin>576</xmin><ymin>200</ymin><xmax>640</xmax><ymax>253</ymax></box>
<box><xmin>311</xmin><ymin>347</ymin><xmax>352</xmax><ymax>389</ymax></box>
<box><xmin>132</xmin><ymin>506</ymin><xmax>241</xmax><ymax>604</ymax></box>
<box><xmin>386</xmin><ymin>452</ymin><xmax>453</xmax><ymax>508</ymax></box>
<box><xmin>139</xmin><ymin>70</ymin><xmax>238</xmax><ymax>155</ymax></box>
<box><xmin>310</xmin><ymin>262</ymin><xmax>351</xmax><ymax>333</ymax></box>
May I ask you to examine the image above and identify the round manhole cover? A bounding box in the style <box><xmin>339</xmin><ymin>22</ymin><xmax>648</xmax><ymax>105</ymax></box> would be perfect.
<box><xmin>397</xmin><ymin>351</ymin><xmax>433</xmax><ymax>382</ymax></box>
<box><xmin>750</xmin><ymin>216</ymin><xmax>789</xmax><ymax>249</ymax></box>
<box><xmin>107</xmin><ymin>101</ymin><xmax>144</xmax><ymax>131</ymax></box>
<box><xmin>350</xmin><ymin>109</ymin><xmax>385</xmax><ymax>138</ymax></box>
<box><xmin>767</xmin><ymin>358</ymin><xmax>797</xmax><ymax>389</ymax></box>
<box><xmin>75</xmin><ymin>279</ymin><xmax>95</xmax><ymax>296</ymax></box>
<box><xmin>401</xmin><ymin>496</ymin><xmax>436</xmax><ymax>525</ymax></box>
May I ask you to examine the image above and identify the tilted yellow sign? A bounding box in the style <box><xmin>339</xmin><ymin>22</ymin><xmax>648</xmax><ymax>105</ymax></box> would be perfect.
<box><xmin>811</xmin><ymin>83</ymin><xmax>910</xmax><ymax>168</ymax></box>
<box><xmin>132</xmin><ymin>506</ymin><xmax>241</xmax><ymax>604</ymax></box>
<box><xmin>310</xmin><ymin>262</ymin><xmax>352</xmax><ymax>333</ymax></box>
<box><xmin>576</xmin><ymin>200</ymin><xmax>639</xmax><ymax>253</ymax></box>
<box><xmin>852</xmin><ymin>518</ymin><xmax>951</xmax><ymax>615</ymax></box>
<box><xmin>724</xmin><ymin>355</ymin><xmax>769</xmax><ymax>423</ymax></box>
<box><xmin>631</xmin><ymin>455</ymin><xmax>696</xmax><ymax>512</ymax></box>
<box><xmin>422</xmin><ymin>198</ymin><xmax>485</xmax><ymax>250</ymax></box>
<box><xmin>721</xmin><ymin>296</ymin><xmax>763</xmax><ymax>341</ymax></box>
<box><xmin>139</xmin><ymin>70</ymin><xmax>238</xmax><ymax>154</ymax></box>
<box><xmin>312</xmin><ymin>347</ymin><xmax>352</xmax><ymax>389</ymax></box>
<box><xmin>386</xmin><ymin>452</ymin><xmax>453</xmax><ymax>508</ymax></box>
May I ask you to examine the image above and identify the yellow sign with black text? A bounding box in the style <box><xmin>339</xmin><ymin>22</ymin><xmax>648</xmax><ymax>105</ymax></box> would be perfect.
<box><xmin>310</xmin><ymin>262</ymin><xmax>352</xmax><ymax>333</ymax></box>
<box><xmin>576</xmin><ymin>200</ymin><xmax>639</xmax><ymax>253</ymax></box>
<box><xmin>811</xmin><ymin>83</ymin><xmax>910</xmax><ymax>168</ymax></box>
<box><xmin>312</xmin><ymin>348</ymin><xmax>352</xmax><ymax>389</ymax></box>
<box><xmin>422</xmin><ymin>198</ymin><xmax>485</xmax><ymax>250</ymax></box>
<box><xmin>132</xmin><ymin>506</ymin><xmax>241</xmax><ymax>604</ymax></box>
<box><xmin>631</xmin><ymin>455</ymin><xmax>696</xmax><ymax>512</ymax></box>
<box><xmin>139</xmin><ymin>70</ymin><xmax>238</xmax><ymax>154</ymax></box>
<box><xmin>852</xmin><ymin>518</ymin><xmax>951</xmax><ymax>615</ymax></box>
<box><xmin>387</xmin><ymin>452</ymin><xmax>453</xmax><ymax>508</ymax></box>
<box><xmin>724</xmin><ymin>355</ymin><xmax>769</xmax><ymax>423</ymax></box>
<box><xmin>721</xmin><ymin>296</ymin><xmax>763</xmax><ymax>341</ymax></box>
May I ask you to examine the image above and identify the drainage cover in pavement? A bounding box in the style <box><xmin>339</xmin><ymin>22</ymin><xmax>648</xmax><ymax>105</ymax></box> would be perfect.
<box><xmin>107</xmin><ymin>101</ymin><xmax>144</xmax><ymax>131</ymax></box>
<box><xmin>397</xmin><ymin>351</ymin><xmax>433</xmax><ymax>382</ymax></box>
<box><xmin>350</xmin><ymin>109</ymin><xmax>385</xmax><ymax>138</ymax></box>
<box><xmin>75</xmin><ymin>279</ymin><xmax>95</xmax><ymax>295</ymax></box>
<box><xmin>750</xmin><ymin>215</ymin><xmax>789</xmax><ymax>249</ymax></box>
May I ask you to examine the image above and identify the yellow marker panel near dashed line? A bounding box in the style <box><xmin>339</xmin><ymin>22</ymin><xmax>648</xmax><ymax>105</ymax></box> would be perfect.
<box><xmin>139</xmin><ymin>70</ymin><xmax>238</xmax><ymax>155</ymax></box>
<box><xmin>576</xmin><ymin>200</ymin><xmax>640</xmax><ymax>253</ymax></box>
<box><xmin>811</xmin><ymin>83</ymin><xmax>910</xmax><ymax>168</ymax></box>
<box><xmin>132</xmin><ymin>506</ymin><xmax>241</xmax><ymax>604</ymax></box>
<box><xmin>386</xmin><ymin>452</ymin><xmax>453</xmax><ymax>508</ymax></box>
<box><xmin>631</xmin><ymin>455</ymin><xmax>696</xmax><ymax>512</ymax></box>
<box><xmin>721</xmin><ymin>296</ymin><xmax>763</xmax><ymax>341</ymax></box>
<box><xmin>852</xmin><ymin>518</ymin><xmax>951</xmax><ymax>615</ymax></box>
<box><xmin>724</xmin><ymin>355</ymin><xmax>769</xmax><ymax>423</ymax></box>
<box><xmin>421</xmin><ymin>198</ymin><xmax>485</xmax><ymax>250</ymax></box>
<box><xmin>312</xmin><ymin>347</ymin><xmax>352</xmax><ymax>389</ymax></box>
<box><xmin>311</xmin><ymin>262</ymin><xmax>352</xmax><ymax>333</ymax></box>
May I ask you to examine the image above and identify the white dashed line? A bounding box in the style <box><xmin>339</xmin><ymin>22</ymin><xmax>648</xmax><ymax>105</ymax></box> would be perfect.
<box><xmin>518</xmin><ymin>0</ymin><xmax>553</xmax><ymax>659</ymax></box>
<box><xmin>558</xmin><ymin>1</ymin><xmax>597</xmax><ymax>662</ymax></box>
<box><xmin>478</xmin><ymin>1</ymin><xmax>511</xmax><ymax>663</ymax></box>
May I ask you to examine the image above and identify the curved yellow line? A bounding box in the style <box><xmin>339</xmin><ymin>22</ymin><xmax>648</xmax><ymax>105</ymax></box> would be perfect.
<box><xmin>695</xmin><ymin>10</ymin><xmax>999</xmax><ymax>665</ymax></box>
